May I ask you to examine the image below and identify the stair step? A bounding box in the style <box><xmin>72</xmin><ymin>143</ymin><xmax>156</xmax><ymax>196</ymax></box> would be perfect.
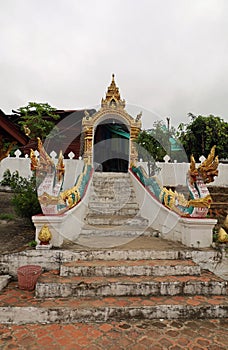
<box><xmin>0</xmin><ymin>283</ymin><xmax>228</xmax><ymax>324</ymax></box>
<box><xmin>89</xmin><ymin>194</ymin><xmax>136</xmax><ymax>202</ymax></box>
<box><xmin>85</xmin><ymin>215</ymin><xmax>148</xmax><ymax>226</ymax></box>
<box><xmin>79</xmin><ymin>225</ymin><xmax>147</xmax><ymax>236</ymax></box>
<box><xmin>210</xmin><ymin>194</ymin><xmax>228</xmax><ymax>202</ymax></box>
<box><xmin>89</xmin><ymin>202</ymin><xmax>139</xmax><ymax>211</ymax></box>
<box><xmin>57</xmin><ymin>247</ymin><xmax>192</xmax><ymax>261</ymax></box>
<box><xmin>1</xmin><ymin>282</ymin><xmax>228</xmax><ymax>324</ymax></box>
<box><xmin>60</xmin><ymin>259</ymin><xmax>201</xmax><ymax>277</ymax></box>
<box><xmin>88</xmin><ymin>208</ymin><xmax>139</xmax><ymax>216</ymax></box>
<box><xmin>35</xmin><ymin>271</ymin><xmax>228</xmax><ymax>298</ymax></box>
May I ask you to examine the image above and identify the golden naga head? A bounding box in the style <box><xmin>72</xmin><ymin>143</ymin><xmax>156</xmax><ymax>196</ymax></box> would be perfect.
<box><xmin>29</xmin><ymin>138</ymin><xmax>65</xmax><ymax>180</ymax></box>
<box><xmin>198</xmin><ymin>146</ymin><xmax>219</xmax><ymax>183</ymax></box>
<box><xmin>189</xmin><ymin>146</ymin><xmax>219</xmax><ymax>184</ymax></box>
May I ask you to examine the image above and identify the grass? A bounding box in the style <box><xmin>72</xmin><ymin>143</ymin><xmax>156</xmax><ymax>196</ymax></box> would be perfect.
<box><xmin>0</xmin><ymin>213</ymin><xmax>15</xmax><ymax>221</ymax></box>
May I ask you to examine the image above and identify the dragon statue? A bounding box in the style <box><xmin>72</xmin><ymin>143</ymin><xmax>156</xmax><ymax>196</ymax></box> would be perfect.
<box><xmin>132</xmin><ymin>146</ymin><xmax>219</xmax><ymax>218</ymax></box>
<box><xmin>30</xmin><ymin>138</ymin><xmax>65</xmax><ymax>214</ymax></box>
<box><xmin>30</xmin><ymin>138</ymin><xmax>92</xmax><ymax>214</ymax></box>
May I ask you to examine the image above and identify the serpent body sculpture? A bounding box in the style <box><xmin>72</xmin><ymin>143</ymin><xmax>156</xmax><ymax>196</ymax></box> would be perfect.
<box><xmin>132</xmin><ymin>146</ymin><xmax>218</xmax><ymax>218</ymax></box>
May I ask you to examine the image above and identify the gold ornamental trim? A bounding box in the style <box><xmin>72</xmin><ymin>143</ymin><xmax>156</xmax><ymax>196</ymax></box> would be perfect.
<box><xmin>188</xmin><ymin>194</ymin><xmax>213</xmax><ymax>208</ymax></box>
<box><xmin>38</xmin><ymin>192</ymin><xmax>59</xmax><ymax>206</ymax></box>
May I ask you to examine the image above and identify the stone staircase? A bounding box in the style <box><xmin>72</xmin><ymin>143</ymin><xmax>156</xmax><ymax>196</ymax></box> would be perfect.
<box><xmin>0</xmin><ymin>173</ymin><xmax>228</xmax><ymax>324</ymax></box>
<box><xmin>1</xmin><ymin>248</ymin><xmax>228</xmax><ymax>324</ymax></box>
<box><xmin>76</xmin><ymin>172</ymin><xmax>149</xmax><ymax>247</ymax></box>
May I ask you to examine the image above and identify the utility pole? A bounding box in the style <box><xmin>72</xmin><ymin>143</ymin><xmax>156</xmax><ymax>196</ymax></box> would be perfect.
<box><xmin>166</xmin><ymin>117</ymin><xmax>171</xmax><ymax>161</ymax></box>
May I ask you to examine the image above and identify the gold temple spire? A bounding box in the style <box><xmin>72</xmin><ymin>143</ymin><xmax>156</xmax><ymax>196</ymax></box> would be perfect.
<box><xmin>101</xmin><ymin>74</ymin><xmax>125</xmax><ymax>109</ymax></box>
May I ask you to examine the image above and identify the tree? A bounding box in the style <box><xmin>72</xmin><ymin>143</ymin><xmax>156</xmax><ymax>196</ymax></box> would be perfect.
<box><xmin>136</xmin><ymin>120</ymin><xmax>174</xmax><ymax>174</ymax></box>
<box><xmin>17</xmin><ymin>102</ymin><xmax>60</xmax><ymax>141</ymax></box>
<box><xmin>177</xmin><ymin>114</ymin><xmax>228</xmax><ymax>161</ymax></box>
<box><xmin>0</xmin><ymin>136</ymin><xmax>17</xmax><ymax>162</ymax></box>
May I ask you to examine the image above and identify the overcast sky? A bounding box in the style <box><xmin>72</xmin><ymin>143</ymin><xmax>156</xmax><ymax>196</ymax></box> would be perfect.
<box><xmin>1</xmin><ymin>0</ymin><xmax>228</xmax><ymax>128</ymax></box>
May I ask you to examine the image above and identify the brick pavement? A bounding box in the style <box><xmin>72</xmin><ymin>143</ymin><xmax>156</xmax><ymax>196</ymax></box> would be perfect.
<box><xmin>0</xmin><ymin>319</ymin><xmax>228</xmax><ymax>349</ymax></box>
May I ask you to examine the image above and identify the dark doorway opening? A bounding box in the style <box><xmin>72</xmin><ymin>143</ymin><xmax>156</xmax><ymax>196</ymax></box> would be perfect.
<box><xmin>93</xmin><ymin>119</ymin><xmax>129</xmax><ymax>173</ymax></box>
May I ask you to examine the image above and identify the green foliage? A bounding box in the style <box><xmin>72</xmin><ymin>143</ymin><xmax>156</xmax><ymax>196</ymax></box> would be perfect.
<box><xmin>28</xmin><ymin>240</ymin><xmax>37</xmax><ymax>247</ymax></box>
<box><xmin>17</xmin><ymin>102</ymin><xmax>60</xmax><ymax>141</ymax></box>
<box><xmin>0</xmin><ymin>136</ymin><xmax>17</xmax><ymax>162</ymax></box>
<box><xmin>177</xmin><ymin>114</ymin><xmax>228</xmax><ymax>161</ymax></box>
<box><xmin>0</xmin><ymin>170</ymin><xmax>41</xmax><ymax>223</ymax></box>
<box><xmin>137</xmin><ymin>121</ymin><xmax>168</xmax><ymax>162</ymax></box>
<box><xmin>0</xmin><ymin>213</ymin><xmax>15</xmax><ymax>221</ymax></box>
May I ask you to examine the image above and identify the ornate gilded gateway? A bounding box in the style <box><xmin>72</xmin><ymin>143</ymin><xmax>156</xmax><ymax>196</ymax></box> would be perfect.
<box><xmin>82</xmin><ymin>74</ymin><xmax>142</xmax><ymax>170</ymax></box>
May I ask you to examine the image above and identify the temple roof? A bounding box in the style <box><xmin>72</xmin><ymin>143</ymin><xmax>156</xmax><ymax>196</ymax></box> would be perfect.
<box><xmin>105</xmin><ymin>74</ymin><xmax>121</xmax><ymax>102</ymax></box>
<box><xmin>101</xmin><ymin>74</ymin><xmax>125</xmax><ymax>109</ymax></box>
<box><xmin>0</xmin><ymin>110</ymin><xmax>28</xmax><ymax>145</ymax></box>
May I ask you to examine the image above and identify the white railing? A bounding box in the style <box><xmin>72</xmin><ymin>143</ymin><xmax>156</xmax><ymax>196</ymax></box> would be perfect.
<box><xmin>0</xmin><ymin>150</ymin><xmax>227</xmax><ymax>187</ymax></box>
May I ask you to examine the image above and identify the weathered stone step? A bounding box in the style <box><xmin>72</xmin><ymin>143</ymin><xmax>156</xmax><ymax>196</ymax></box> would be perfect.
<box><xmin>35</xmin><ymin>271</ymin><xmax>228</xmax><ymax>298</ymax></box>
<box><xmin>58</xmin><ymin>247</ymin><xmax>192</xmax><ymax>261</ymax></box>
<box><xmin>210</xmin><ymin>194</ymin><xmax>228</xmax><ymax>202</ymax></box>
<box><xmin>60</xmin><ymin>259</ymin><xmax>201</xmax><ymax>277</ymax></box>
<box><xmin>85</xmin><ymin>215</ymin><xmax>148</xmax><ymax>226</ymax></box>
<box><xmin>1</xmin><ymin>282</ymin><xmax>228</xmax><ymax>324</ymax></box>
<box><xmin>79</xmin><ymin>225</ymin><xmax>146</xmax><ymax>237</ymax></box>
<box><xmin>211</xmin><ymin>202</ymin><xmax>228</xmax><ymax>209</ymax></box>
<box><xmin>89</xmin><ymin>202</ymin><xmax>139</xmax><ymax>210</ymax></box>
<box><xmin>89</xmin><ymin>194</ymin><xmax>136</xmax><ymax>202</ymax></box>
<box><xmin>88</xmin><ymin>207</ymin><xmax>139</xmax><ymax>216</ymax></box>
<box><xmin>88</xmin><ymin>202</ymin><xmax>139</xmax><ymax>216</ymax></box>
<box><xmin>209</xmin><ymin>186</ymin><xmax>228</xmax><ymax>195</ymax></box>
<box><xmin>0</xmin><ymin>275</ymin><xmax>11</xmax><ymax>291</ymax></box>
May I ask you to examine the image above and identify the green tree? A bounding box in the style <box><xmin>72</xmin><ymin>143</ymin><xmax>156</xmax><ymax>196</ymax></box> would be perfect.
<box><xmin>177</xmin><ymin>114</ymin><xmax>228</xmax><ymax>161</ymax></box>
<box><xmin>137</xmin><ymin>121</ymin><xmax>169</xmax><ymax>161</ymax></box>
<box><xmin>17</xmin><ymin>102</ymin><xmax>60</xmax><ymax>141</ymax></box>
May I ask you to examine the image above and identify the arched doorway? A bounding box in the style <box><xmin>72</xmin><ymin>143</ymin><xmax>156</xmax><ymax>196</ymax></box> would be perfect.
<box><xmin>93</xmin><ymin>118</ymin><xmax>130</xmax><ymax>172</ymax></box>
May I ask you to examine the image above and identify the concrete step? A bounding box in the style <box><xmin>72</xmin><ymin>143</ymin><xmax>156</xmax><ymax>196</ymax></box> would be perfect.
<box><xmin>211</xmin><ymin>202</ymin><xmax>228</xmax><ymax>210</ymax></box>
<box><xmin>60</xmin><ymin>259</ymin><xmax>201</xmax><ymax>277</ymax></box>
<box><xmin>88</xmin><ymin>202</ymin><xmax>139</xmax><ymax>210</ymax></box>
<box><xmin>80</xmin><ymin>225</ymin><xmax>147</xmax><ymax>236</ymax></box>
<box><xmin>85</xmin><ymin>215</ymin><xmax>148</xmax><ymax>226</ymax></box>
<box><xmin>57</xmin><ymin>247</ymin><xmax>193</xmax><ymax>261</ymax></box>
<box><xmin>89</xmin><ymin>205</ymin><xmax>139</xmax><ymax>216</ymax></box>
<box><xmin>210</xmin><ymin>194</ymin><xmax>228</xmax><ymax>202</ymax></box>
<box><xmin>209</xmin><ymin>186</ymin><xmax>228</xmax><ymax>195</ymax></box>
<box><xmin>89</xmin><ymin>194</ymin><xmax>136</xmax><ymax>202</ymax></box>
<box><xmin>0</xmin><ymin>275</ymin><xmax>11</xmax><ymax>291</ymax></box>
<box><xmin>2</xmin><ymin>282</ymin><xmax>228</xmax><ymax>324</ymax></box>
<box><xmin>35</xmin><ymin>271</ymin><xmax>228</xmax><ymax>298</ymax></box>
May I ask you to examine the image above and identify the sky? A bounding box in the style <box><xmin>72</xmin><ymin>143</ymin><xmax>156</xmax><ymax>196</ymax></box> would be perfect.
<box><xmin>1</xmin><ymin>0</ymin><xmax>228</xmax><ymax>129</ymax></box>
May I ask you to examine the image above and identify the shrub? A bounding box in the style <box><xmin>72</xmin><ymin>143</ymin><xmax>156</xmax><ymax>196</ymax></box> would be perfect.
<box><xmin>0</xmin><ymin>213</ymin><xmax>15</xmax><ymax>221</ymax></box>
<box><xmin>0</xmin><ymin>170</ymin><xmax>41</xmax><ymax>223</ymax></box>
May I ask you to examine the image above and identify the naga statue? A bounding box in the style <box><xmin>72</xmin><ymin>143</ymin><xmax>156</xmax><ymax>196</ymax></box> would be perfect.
<box><xmin>30</xmin><ymin>138</ymin><xmax>65</xmax><ymax>214</ymax></box>
<box><xmin>30</xmin><ymin>138</ymin><xmax>92</xmax><ymax>215</ymax></box>
<box><xmin>132</xmin><ymin>146</ymin><xmax>219</xmax><ymax>218</ymax></box>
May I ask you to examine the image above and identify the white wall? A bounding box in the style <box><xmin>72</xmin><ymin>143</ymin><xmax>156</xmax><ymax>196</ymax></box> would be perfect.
<box><xmin>0</xmin><ymin>150</ymin><xmax>227</xmax><ymax>187</ymax></box>
<box><xmin>137</xmin><ymin>161</ymin><xmax>227</xmax><ymax>187</ymax></box>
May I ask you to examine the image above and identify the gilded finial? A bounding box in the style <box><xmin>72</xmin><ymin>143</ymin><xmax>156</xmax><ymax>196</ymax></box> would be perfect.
<box><xmin>101</xmin><ymin>74</ymin><xmax>125</xmax><ymax>109</ymax></box>
<box><xmin>38</xmin><ymin>224</ymin><xmax>52</xmax><ymax>244</ymax></box>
